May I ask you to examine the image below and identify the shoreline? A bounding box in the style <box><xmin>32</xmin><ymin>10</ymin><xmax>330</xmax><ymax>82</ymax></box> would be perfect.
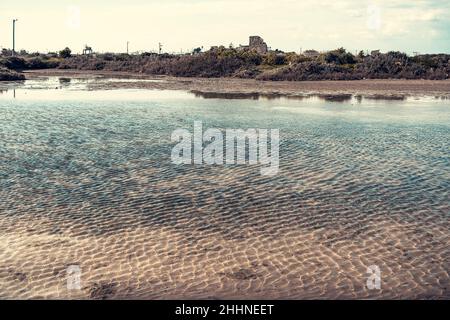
<box><xmin>24</xmin><ymin>69</ymin><xmax>450</xmax><ymax>99</ymax></box>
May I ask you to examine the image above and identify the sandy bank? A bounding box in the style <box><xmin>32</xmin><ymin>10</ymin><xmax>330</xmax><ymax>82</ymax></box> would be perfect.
<box><xmin>25</xmin><ymin>69</ymin><xmax>450</xmax><ymax>99</ymax></box>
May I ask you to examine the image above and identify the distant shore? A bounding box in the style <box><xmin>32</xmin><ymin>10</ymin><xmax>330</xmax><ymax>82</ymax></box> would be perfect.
<box><xmin>25</xmin><ymin>69</ymin><xmax>450</xmax><ymax>99</ymax></box>
<box><xmin>2</xmin><ymin>48</ymin><xmax>450</xmax><ymax>86</ymax></box>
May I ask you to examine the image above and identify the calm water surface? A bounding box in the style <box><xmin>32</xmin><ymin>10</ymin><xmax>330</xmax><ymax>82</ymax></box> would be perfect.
<box><xmin>0</xmin><ymin>77</ymin><xmax>448</xmax><ymax>299</ymax></box>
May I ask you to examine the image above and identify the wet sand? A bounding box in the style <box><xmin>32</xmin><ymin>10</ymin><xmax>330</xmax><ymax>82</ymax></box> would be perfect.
<box><xmin>25</xmin><ymin>69</ymin><xmax>450</xmax><ymax>99</ymax></box>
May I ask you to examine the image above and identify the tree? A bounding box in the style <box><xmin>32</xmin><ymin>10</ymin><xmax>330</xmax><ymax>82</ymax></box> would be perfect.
<box><xmin>324</xmin><ymin>48</ymin><xmax>356</xmax><ymax>65</ymax></box>
<box><xmin>192</xmin><ymin>47</ymin><xmax>202</xmax><ymax>55</ymax></box>
<box><xmin>59</xmin><ymin>47</ymin><xmax>72</xmax><ymax>58</ymax></box>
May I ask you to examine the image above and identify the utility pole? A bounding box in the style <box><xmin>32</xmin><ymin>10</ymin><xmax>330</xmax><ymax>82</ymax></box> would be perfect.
<box><xmin>127</xmin><ymin>41</ymin><xmax>129</xmax><ymax>54</ymax></box>
<box><xmin>12</xmin><ymin>19</ymin><xmax>18</xmax><ymax>56</ymax></box>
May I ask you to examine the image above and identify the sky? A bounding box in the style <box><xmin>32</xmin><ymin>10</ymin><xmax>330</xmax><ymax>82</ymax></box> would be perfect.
<box><xmin>0</xmin><ymin>0</ymin><xmax>449</xmax><ymax>55</ymax></box>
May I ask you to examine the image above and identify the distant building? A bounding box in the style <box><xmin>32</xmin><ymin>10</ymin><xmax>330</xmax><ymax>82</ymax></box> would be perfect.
<box><xmin>303</xmin><ymin>50</ymin><xmax>320</xmax><ymax>58</ymax></box>
<box><xmin>238</xmin><ymin>36</ymin><xmax>268</xmax><ymax>54</ymax></box>
<box><xmin>83</xmin><ymin>45</ymin><xmax>93</xmax><ymax>55</ymax></box>
<box><xmin>249</xmin><ymin>36</ymin><xmax>268</xmax><ymax>54</ymax></box>
<box><xmin>371</xmin><ymin>50</ymin><xmax>381</xmax><ymax>56</ymax></box>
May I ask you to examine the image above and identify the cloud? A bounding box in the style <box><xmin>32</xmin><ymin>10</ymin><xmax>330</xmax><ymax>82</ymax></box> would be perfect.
<box><xmin>0</xmin><ymin>0</ymin><xmax>448</xmax><ymax>53</ymax></box>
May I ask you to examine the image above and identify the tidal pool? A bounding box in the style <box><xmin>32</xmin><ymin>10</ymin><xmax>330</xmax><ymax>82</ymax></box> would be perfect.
<box><xmin>0</xmin><ymin>77</ymin><xmax>448</xmax><ymax>299</ymax></box>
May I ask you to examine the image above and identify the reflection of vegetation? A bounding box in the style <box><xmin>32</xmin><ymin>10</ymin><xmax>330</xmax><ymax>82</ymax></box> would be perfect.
<box><xmin>59</xmin><ymin>77</ymin><xmax>71</xmax><ymax>84</ymax></box>
<box><xmin>191</xmin><ymin>90</ymin><xmax>260</xmax><ymax>100</ymax></box>
<box><xmin>362</xmin><ymin>95</ymin><xmax>406</xmax><ymax>101</ymax></box>
<box><xmin>190</xmin><ymin>90</ymin><xmax>406</xmax><ymax>102</ymax></box>
<box><xmin>316</xmin><ymin>94</ymin><xmax>353</xmax><ymax>102</ymax></box>
<box><xmin>0</xmin><ymin>67</ymin><xmax>25</xmax><ymax>81</ymax></box>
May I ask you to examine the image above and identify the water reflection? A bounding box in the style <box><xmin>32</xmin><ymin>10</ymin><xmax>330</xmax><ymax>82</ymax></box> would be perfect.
<box><xmin>191</xmin><ymin>91</ymin><xmax>261</xmax><ymax>100</ymax></box>
<box><xmin>191</xmin><ymin>90</ymin><xmax>406</xmax><ymax>103</ymax></box>
<box><xmin>59</xmin><ymin>77</ymin><xmax>72</xmax><ymax>85</ymax></box>
<box><xmin>359</xmin><ymin>94</ymin><xmax>406</xmax><ymax>101</ymax></box>
<box><xmin>0</xmin><ymin>76</ymin><xmax>187</xmax><ymax>101</ymax></box>
<box><xmin>0</xmin><ymin>88</ymin><xmax>16</xmax><ymax>98</ymax></box>
<box><xmin>316</xmin><ymin>94</ymin><xmax>353</xmax><ymax>102</ymax></box>
<box><xmin>0</xmin><ymin>76</ymin><xmax>436</xmax><ymax>105</ymax></box>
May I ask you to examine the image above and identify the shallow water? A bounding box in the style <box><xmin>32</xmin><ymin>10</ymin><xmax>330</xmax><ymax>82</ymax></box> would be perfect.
<box><xmin>0</xmin><ymin>77</ymin><xmax>449</xmax><ymax>299</ymax></box>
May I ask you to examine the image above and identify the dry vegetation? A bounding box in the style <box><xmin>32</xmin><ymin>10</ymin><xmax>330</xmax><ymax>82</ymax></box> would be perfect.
<box><xmin>58</xmin><ymin>47</ymin><xmax>450</xmax><ymax>81</ymax></box>
<box><xmin>1</xmin><ymin>47</ymin><xmax>450</xmax><ymax>81</ymax></box>
<box><xmin>0</xmin><ymin>51</ymin><xmax>61</xmax><ymax>81</ymax></box>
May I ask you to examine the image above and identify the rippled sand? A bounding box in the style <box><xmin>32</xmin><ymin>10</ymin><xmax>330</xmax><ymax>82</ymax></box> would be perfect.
<box><xmin>0</xmin><ymin>81</ymin><xmax>449</xmax><ymax>299</ymax></box>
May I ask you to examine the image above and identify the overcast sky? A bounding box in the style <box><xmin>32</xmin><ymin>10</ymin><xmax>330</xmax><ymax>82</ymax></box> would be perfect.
<box><xmin>1</xmin><ymin>0</ymin><xmax>449</xmax><ymax>54</ymax></box>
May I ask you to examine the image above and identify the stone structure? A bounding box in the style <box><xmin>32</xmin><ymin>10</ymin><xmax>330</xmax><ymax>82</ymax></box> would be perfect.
<box><xmin>303</xmin><ymin>50</ymin><xmax>320</xmax><ymax>58</ymax></box>
<box><xmin>238</xmin><ymin>36</ymin><xmax>268</xmax><ymax>54</ymax></box>
<box><xmin>249</xmin><ymin>36</ymin><xmax>268</xmax><ymax>54</ymax></box>
<box><xmin>371</xmin><ymin>50</ymin><xmax>381</xmax><ymax>56</ymax></box>
<box><xmin>83</xmin><ymin>45</ymin><xmax>93</xmax><ymax>55</ymax></box>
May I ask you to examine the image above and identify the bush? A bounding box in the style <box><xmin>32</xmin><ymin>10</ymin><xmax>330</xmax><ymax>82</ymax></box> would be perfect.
<box><xmin>26</xmin><ymin>57</ymin><xmax>60</xmax><ymax>69</ymax></box>
<box><xmin>323</xmin><ymin>48</ymin><xmax>356</xmax><ymax>65</ymax></box>
<box><xmin>0</xmin><ymin>57</ymin><xmax>28</xmax><ymax>70</ymax></box>
<box><xmin>59</xmin><ymin>47</ymin><xmax>72</xmax><ymax>58</ymax></box>
<box><xmin>55</xmin><ymin>49</ymin><xmax>450</xmax><ymax>80</ymax></box>
<box><xmin>0</xmin><ymin>56</ymin><xmax>61</xmax><ymax>70</ymax></box>
<box><xmin>257</xmin><ymin>61</ymin><xmax>359</xmax><ymax>81</ymax></box>
<box><xmin>263</xmin><ymin>53</ymin><xmax>287</xmax><ymax>66</ymax></box>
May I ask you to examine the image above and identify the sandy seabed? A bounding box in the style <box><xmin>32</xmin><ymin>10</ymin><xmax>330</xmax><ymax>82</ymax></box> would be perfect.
<box><xmin>0</xmin><ymin>165</ymin><xmax>448</xmax><ymax>300</ymax></box>
<box><xmin>0</xmin><ymin>72</ymin><xmax>449</xmax><ymax>299</ymax></box>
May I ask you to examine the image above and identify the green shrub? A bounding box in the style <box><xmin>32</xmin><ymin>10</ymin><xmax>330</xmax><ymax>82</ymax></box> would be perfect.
<box><xmin>59</xmin><ymin>47</ymin><xmax>72</xmax><ymax>58</ymax></box>
<box><xmin>263</xmin><ymin>53</ymin><xmax>287</xmax><ymax>66</ymax></box>
<box><xmin>324</xmin><ymin>48</ymin><xmax>356</xmax><ymax>65</ymax></box>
